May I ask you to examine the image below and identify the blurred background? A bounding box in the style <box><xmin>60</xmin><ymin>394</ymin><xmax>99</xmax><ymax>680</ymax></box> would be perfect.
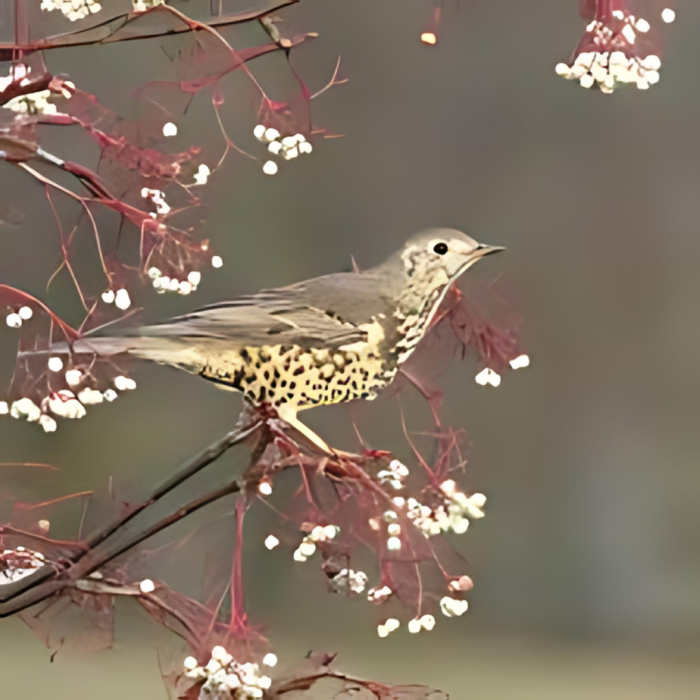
<box><xmin>1</xmin><ymin>0</ymin><xmax>700</xmax><ymax>697</ymax></box>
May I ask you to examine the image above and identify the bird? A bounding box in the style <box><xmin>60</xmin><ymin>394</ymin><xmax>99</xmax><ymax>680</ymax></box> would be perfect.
<box><xmin>56</xmin><ymin>229</ymin><xmax>504</xmax><ymax>451</ymax></box>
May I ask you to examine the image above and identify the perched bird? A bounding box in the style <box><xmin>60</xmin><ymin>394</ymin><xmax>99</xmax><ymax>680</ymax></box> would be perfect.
<box><xmin>60</xmin><ymin>229</ymin><xmax>503</xmax><ymax>450</ymax></box>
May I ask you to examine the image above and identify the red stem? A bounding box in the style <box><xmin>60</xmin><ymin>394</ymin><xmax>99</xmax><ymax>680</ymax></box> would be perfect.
<box><xmin>596</xmin><ymin>0</ymin><xmax>626</xmax><ymax>22</ymax></box>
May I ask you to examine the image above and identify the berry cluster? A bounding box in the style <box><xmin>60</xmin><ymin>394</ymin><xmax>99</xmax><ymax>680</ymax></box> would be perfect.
<box><xmin>1</xmin><ymin>368</ymin><xmax>136</xmax><ymax>433</ymax></box>
<box><xmin>40</xmin><ymin>0</ymin><xmax>102</xmax><ymax>22</ymax></box>
<box><xmin>556</xmin><ymin>7</ymin><xmax>676</xmax><ymax>93</ymax></box>
<box><xmin>183</xmin><ymin>646</ymin><xmax>277</xmax><ymax>700</ymax></box>
<box><xmin>253</xmin><ymin>125</ymin><xmax>313</xmax><ymax>176</ymax></box>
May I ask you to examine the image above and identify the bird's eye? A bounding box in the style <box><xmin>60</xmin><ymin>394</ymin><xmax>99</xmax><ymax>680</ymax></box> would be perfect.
<box><xmin>433</xmin><ymin>242</ymin><xmax>448</xmax><ymax>255</ymax></box>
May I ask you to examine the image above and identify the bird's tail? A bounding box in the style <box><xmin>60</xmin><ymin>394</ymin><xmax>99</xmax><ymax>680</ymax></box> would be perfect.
<box><xmin>19</xmin><ymin>335</ymin><xmax>195</xmax><ymax>367</ymax></box>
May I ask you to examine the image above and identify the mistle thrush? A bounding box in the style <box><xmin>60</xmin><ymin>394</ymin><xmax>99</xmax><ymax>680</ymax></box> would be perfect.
<box><xmin>63</xmin><ymin>229</ymin><xmax>503</xmax><ymax>450</ymax></box>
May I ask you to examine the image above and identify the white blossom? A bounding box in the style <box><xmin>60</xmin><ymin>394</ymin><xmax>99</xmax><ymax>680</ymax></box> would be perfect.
<box><xmin>420</xmin><ymin>614</ymin><xmax>436</xmax><ymax>631</ymax></box>
<box><xmin>452</xmin><ymin>518</ymin><xmax>469</xmax><ymax>535</ymax></box>
<box><xmin>404</xmin><ymin>482</ymin><xmax>485</xmax><ymax>539</ymax></box>
<box><xmin>377</xmin><ymin>618</ymin><xmax>400</xmax><ymax>638</ymax></box>
<box><xmin>10</xmin><ymin>398</ymin><xmax>41</xmax><ymax>422</ymax></box>
<box><xmin>114</xmin><ymin>376</ymin><xmax>137</xmax><ymax>391</ymax></box>
<box><xmin>141</xmin><ymin>187</ymin><xmax>170</xmax><ymax>215</ymax></box>
<box><xmin>78</xmin><ymin>387</ymin><xmax>104</xmax><ymax>405</ymax></box>
<box><xmin>298</xmin><ymin>541</ymin><xmax>316</xmax><ymax>558</ymax></box>
<box><xmin>662</xmin><ymin>9</ymin><xmax>676</xmax><ymax>23</ymax></box>
<box><xmin>39</xmin><ymin>414</ymin><xmax>58</xmax><ymax>433</ymax></box>
<box><xmin>449</xmin><ymin>575</ymin><xmax>474</xmax><ymax>592</ymax></box>
<box><xmin>193</xmin><ymin>164</ymin><xmax>211</xmax><ymax>185</ymax></box>
<box><xmin>407</xmin><ymin>618</ymin><xmax>422</xmax><ymax>634</ymax></box>
<box><xmin>378</xmin><ymin>459</ymin><xmax>409</xmax><ymax>489</ymax></box>
<box><xmin>509</xmin><ymin>354</ymin><xmax>530</xmax><ymax>370</ymax></box>
<box><xmin>440</xmin><ymin>479</ymin><xmax>457</xmax><ymax>496</ymax></box>
<box><xmin>65</xmin><ymin>369</ymin><xmax>83</xmax><ymax>387</ymax></box>
<box><xmin>0</xmin><ymin>65</ymin><xmax>29</xmax><ymax>93</ymax></box>
<box><xmin>0</xmin><ymin>547</ymin><xmax>46</xmax><ymax>584</ymax></box>
<box><xmin>4</xmin><ymin>89</ymin><xmax>58</xmax><ymax>115</ymax></box>
<box><xmin>133</xmin><ymin>0</ymin><xmax>165</xmax><ymax>12</ymax></box>
<box><xmin>304</xmin><ymin>524</ymin><xmax>339</xmax><ymax>543</ymax></box>
<box><xmin>264</xmin><ymin>535</ymin><xmax>279</xmax><ymax>550</ymax></box>
<box><xmin>408</xmin><ymin>615</ymin><xmax>436</xmax><ymax>633</ymax></box>
<box><xmin>6</xmin><ymin>313</ymin><xmax>22</xmax><ymax>329</ymax></box>
<box><xmin>475</xmin><ymin>367</ymin><xmax>501</xmax><ymax>387</ymax></box>
<box><xmin>115</xmin><ymin>288</ymin><xmax>131</xmax><ymax>310</ymax></box>
<box><xmin>187</xmin><ymin>270</ymin><xmax>202</xmax><ymax>287</ymax></box>
<box><xmin>262</xmin><ymin>653</ymin><xmax>277</xmax><ymax>667</ymax></box>
<box><xmin>389</xmin><ymin>459</ymin><xmax>409</xmax><ymax>477</ymax></box>
<box><xmin>440</xmin><ymin>596</ymin><xmax>469</xmax><ymax>617</ymax></box>
<box><xmin>40</xmin><ymin>0</ymin><xmax>102</xmax><ymax>21</ymax></box>
<box><xmin>162</xmin><ymin>122</ymin><xmax>177</xmax><ymax>137</ymax></box>
<box><xmin>367</xmin><ymin>585</ymin><xmax>392</xmax><ymax>603</ymax></box>
<box><xmin>387</xmin><ymin>536</ymin><xmax>402</xmax><ymax>551</ymax></box>
<box><xmin>48</xmin><ymin>390</ymin><xmax>86</xmax><ymax>419</ymax></box>
<box><xmin>18</xmin><ymin>306</ymin><xmax>33</xmax><ymax>320</ymax></box>
<box><xmin>259</xmin><ymin>128</ymin><xmax>312</xmax><ymax>165</ymax></box>
<box><xmin>182</xmin><ymin>646</ymin><xmax>274</xmax><ymax>699</ymax></box>
<box><xmin>139</xmin><ymin>578</ymin><xmax>155</xmax><ymax>594</ymax></box>
<box><xmin>557</xmin><ymin>19</ymin><xmax>665</xmax><ymax>95</ymax></box>
<box><xmin>323</xmin><ymin>525</ymin><xmax>338</xmax><ymax>539</ymax></box>
<box><xmin>48</xmin><ymin>357</ymin><xmax>64</xmax><ymax>373</ymax></box>
<box><xmin>331</xmin><ymin>568</ymin><xmax>368</xmax><ymax>595</ymax></box>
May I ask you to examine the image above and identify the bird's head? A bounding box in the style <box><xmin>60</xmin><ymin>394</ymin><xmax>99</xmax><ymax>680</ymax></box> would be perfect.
<box><xmin>392</xmin><ymin>228</ymin><xmax>504</xmax><ymax>290</ymax></box>
<box><xmin>371</xmin><ymin>228</ymin><xmax>505</xmax><ymax>325</ymax></box>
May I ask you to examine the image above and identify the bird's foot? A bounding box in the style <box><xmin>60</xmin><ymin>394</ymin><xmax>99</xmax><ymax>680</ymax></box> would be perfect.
<box><xmin>361</xmin><ymin>448</ymin><xmax>393</xmax><ymax>461</ymax></box>
<box><xmin>249</xmin><ymin>403</ymin><xmax>385</xmax><ymax>463</ymax></box>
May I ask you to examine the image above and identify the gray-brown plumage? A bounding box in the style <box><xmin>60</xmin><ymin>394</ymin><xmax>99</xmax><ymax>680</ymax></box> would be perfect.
<box><xmin>59</xmin><ymin>229</ymin><xmax>503</xmax><ymax>449</ymax></box>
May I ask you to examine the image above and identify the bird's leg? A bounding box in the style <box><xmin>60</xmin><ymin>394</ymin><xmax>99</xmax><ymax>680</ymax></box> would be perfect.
<box><xmin>275</xmin><ymin>405</ymin><xmax>334</xmax><ymax>455</ymax></box>
<box><xmin>275</xmin><ymin>406</ymin><xmax>368</xmax><ymax>462</ymax></box>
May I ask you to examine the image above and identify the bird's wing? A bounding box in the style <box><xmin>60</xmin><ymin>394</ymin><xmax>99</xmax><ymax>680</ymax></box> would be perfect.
<box><xmin>193</xmin><ymin>270</ymin><xmax>397</xmax><ymax>326</ymax></box>
<box><xmin>135</xmin><ymin>299</ymin><xmax>366</xmax><ymax>350</ymax></box>
<box><xmin>69</xmin><ymin>270</ymin><xmax>395</xmax><ymax>359</ymax></box>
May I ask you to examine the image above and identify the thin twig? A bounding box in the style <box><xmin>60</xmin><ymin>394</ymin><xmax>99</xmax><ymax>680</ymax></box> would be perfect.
<box><xmin>0</xmin><ymin>414</ymin><xmax>262</xmax><ymax>615</ymax></box>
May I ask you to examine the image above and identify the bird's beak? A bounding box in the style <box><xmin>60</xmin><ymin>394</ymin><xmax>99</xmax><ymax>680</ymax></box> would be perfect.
<box><xmin>474</xmin><ymin>243</ymin><xmax>506</xmax><ymax>259</ymax></box>
<box><xmin>451</xmin><ymin>240</ymin><xmax>506</xmax><ymax>259</ymax></box>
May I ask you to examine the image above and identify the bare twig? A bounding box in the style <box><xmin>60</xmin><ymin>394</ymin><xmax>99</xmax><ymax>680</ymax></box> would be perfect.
<box><xmin>0</xmin><ymin>1</ymin><xmax>300</xmax><ymax>58</ymax></box>
<box><xmin>0</xmin><ymin>409</ymin><xmax>264</xmax><ymax>616</ymax></box>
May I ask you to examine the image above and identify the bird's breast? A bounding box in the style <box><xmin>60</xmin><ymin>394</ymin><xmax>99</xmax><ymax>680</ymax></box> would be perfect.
<box><xmin>200</xmin><ymin>318</ymin><xmax>394</xmax><ymax>410</ymax></box>
<box><xmin>390</xmin><ymin>284</ymin><xmax>445</xmax><ymax>365</ymax></box>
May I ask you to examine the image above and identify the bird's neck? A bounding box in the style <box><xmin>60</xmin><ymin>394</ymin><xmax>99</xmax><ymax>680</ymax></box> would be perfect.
<box><xmin>390</xmin><ymin>271</ymin><xmax>452</xmax><ymax>365</ymax></box>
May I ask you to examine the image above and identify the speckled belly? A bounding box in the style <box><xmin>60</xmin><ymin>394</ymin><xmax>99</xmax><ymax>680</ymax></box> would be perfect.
<box><xmin>200</xmin><ymin>343</ymin><xmax>393</xmax><ymax>410</ymax></box>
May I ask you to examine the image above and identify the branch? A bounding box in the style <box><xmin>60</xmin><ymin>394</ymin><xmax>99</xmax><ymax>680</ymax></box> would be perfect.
<box><xmin>0</xmin><ymin>409</ymin><xmax>264</xmax><ymax>616</ymax></box>
<box><xmin>0</xmin><ymin>1</ymin><xmax>300</xmax><ymax>58</ymax></box>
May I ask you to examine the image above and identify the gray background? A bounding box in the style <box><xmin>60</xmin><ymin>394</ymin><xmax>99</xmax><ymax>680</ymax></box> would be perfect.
<box><xmin>1</xmin><ymin>0</ymin><xmax>699</xmax><ymax>698</ymax></box>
